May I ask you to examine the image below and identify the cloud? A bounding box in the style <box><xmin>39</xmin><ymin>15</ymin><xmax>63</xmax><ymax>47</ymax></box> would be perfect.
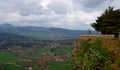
<box><xmin>0</xmin><ymin>0</ymin><xmax>119</xmax><ymax>30</ymax></box>
<box><xmin>47</xmin><ymin>0</ymin><xmax>73</xmax><ymax>15</ymax></box>
<box><xmin>72</xmin><ymin>0</ymin><xmax>115</xmax><ymax>12</ymax></box>
<box><xmin>73</xmin><ymin>0</ymin><xmax>106</xmax><ymax>8</ymax></box>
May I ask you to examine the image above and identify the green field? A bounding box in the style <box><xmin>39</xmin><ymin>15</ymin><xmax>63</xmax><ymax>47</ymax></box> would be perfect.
<box><xmin>0</xmin><ymin>52</ymin><xmax>19</xmax><ymax>63</ymax></box>
<box><xmin>24</xmin><ymin>47</ymin><xmax>50</xmax><ymax>58</ymax></box>
<box><xmin>20</xmin><ymin>33</ymin><xmax>68</xmax><ymax>40</ymax></box>
<box><xmin>0</xmin><ymin>52</ymin><xmax>40</xmax><ymax>70</ymax></box>
<box><xmin>20</xmin><ymin>33</ymin><xmax>45</xmax><ymax>39</ymax></box>
<box><xmin>47</xmin><ymin>60</ymin><xmax>73</xmax><ymax>70</ymax></box>
<box><xmin>25</xmin><ymin>47</ymin><xmax>71</xmax><ymax>58</ymax></box>
<box><xmin>0</xmin><ymin>64</ymin><xmax>25</xmax><ymax>70</ymax></box>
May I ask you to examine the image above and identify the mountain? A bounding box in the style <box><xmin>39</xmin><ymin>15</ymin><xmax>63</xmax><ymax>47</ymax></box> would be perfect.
<box><xmin>0</xmin><ymin>32</ymin><xmax>35</xmax><ymax>41</ymax></box>
<box><xmin>0</xmin><ymin>23</ymin><xmax>98</xmax><ymax>40</ymax></box>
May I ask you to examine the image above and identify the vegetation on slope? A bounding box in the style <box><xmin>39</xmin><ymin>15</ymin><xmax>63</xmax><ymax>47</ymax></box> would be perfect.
<box><xmin>0</xmin><ymin>64</ymin><xmax>25</xmax><ymax>70</ymax></box>
<box><xmin>50</xmin><ymin>47</ymin><xmax>71</xmax><ymax>56</ymax></box>
<box><xmin>24</xmin><ymin>47</ymin><xmax>50</xmax><ymax>58</ymax></box>
<box><xmin>72</xmin><ymin>38</ymin><xmax>120</xmax><ymax>70</ymax></box>
<box><xmin>0</xmin><ymin>52</ymin><xmax>19</xmax><ymax>63</ymax></box>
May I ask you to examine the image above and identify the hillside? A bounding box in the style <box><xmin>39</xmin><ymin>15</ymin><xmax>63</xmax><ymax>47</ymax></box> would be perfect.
<box><xmin>0</xmin><ymin>32</ymin><xmax>35</xmax><ymax>40</ymax></box>
<box><xmin>0</xmin><ymin>23</ymin><xmax>98</xmax><ymax>40</ymax></box>
<box><xmin>0</xmin><ymin>34</ymin><xmax>74</xmax><ymax>70</ymax></box>
<box><xmin>72</xmin><ymin>35</ymin><xmax>120</xmax><ymax>70</ymax></box>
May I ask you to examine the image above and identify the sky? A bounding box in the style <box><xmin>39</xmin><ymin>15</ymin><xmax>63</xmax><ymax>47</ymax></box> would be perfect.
<box><xmin>0</xmin><ymin>0</ymin><xmax>120</xmax><ymax>30</ymax></box>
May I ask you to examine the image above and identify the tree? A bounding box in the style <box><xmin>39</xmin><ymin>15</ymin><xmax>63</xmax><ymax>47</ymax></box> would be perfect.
<box><xmin>91</xmin><ymin>7</ymin><xmax>120</xmax><ymax>38</ymax></box>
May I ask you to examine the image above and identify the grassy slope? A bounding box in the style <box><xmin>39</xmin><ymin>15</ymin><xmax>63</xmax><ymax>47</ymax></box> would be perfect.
<box><xmin>0</xmin><ymin>52</ymin><xmax>19</xmax><ymax>63</ymax></box>
<box><xmin>24</xmin><ymin>47</ymin><xmax>72</xmax><ymax>70</ymax></box>
<box><xmin>0</xmin><ymin>52</ymin><xmax>40</xmax><ymax>70</ymax></box>
<box><xmin>24</xmin><ymin>47</ymin><xmax>50</xmax><ymax>58</ymax></box>
<box><xmin>25</xmin><ymin>33</ymin><xmax>44</xmax><ymax>38</ymax></box>
<box><xmin>0</xmin><ymin>64</ymin><xmax>25</xmax><ymax>70</ymax></box>
<box><xmin>20</xmin><ymin>33</ymin><xmax>71</xmax><ymax>40</ymax></box>
<box><xmin>52</xmin><ymin>47</ymin><xmax>71</xmax><ymax>56</ymax></box>
<box><xmin>47</xmin><ymin>60</ymin><xmax>73</xmax><ymax>70</ymax></box>
<box><xmin>20</xmin><ymin>33</ymin><xmax>45</xmax><ymax>39</ymax></box>
<box><xmin>24</xmin><ymin>47</ymin><xmax>71</xmax><ymax>58</ymax></box>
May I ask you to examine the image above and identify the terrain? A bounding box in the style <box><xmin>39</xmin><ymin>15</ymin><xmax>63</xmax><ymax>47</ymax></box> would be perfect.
<box><xmin>0</xmin><ymin>38</ymin><xmax>74</xmax><ymax>70</ymax></box>
<box><xmin>0</xmin><ymin>23</ymin><xmax>98</xmax><ymax>40</ymax></box>
<box><xmin>0</xmin><ymin>28</ymin><xmax>119</xmax><ymax>70</ymax></box>
<box><xmin>72</xmin><ymin>35</ymin><xmax>120</xmax><ymax>70</ymax></box>
<box><xmin>0</xmin><ymin>23</ymin><xmax>100</xmax><ymax>70</ymax></box>
<box><xmin>0</xmin><ymin>30</ymin><xmax>75</xmax><ymax>70</ymax></box>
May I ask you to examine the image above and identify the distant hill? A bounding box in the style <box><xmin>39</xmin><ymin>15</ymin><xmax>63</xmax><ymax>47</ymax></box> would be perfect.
<box><xmin>0</xmin><ymin>32</ymin><xmax>38</xmax><ymax>50</ymax></box>
<box><xmin>0</xmin><ymin>32</ymin><xmax>34</xmax><ymax>41</ymax></box>
<box><xmin>0</xmin><ymin>23</ymin><xmax>98</xmax><ymax>40</ymax></box>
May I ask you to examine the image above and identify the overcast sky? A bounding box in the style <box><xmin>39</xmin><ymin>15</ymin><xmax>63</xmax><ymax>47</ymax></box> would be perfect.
<box><xmin>0</xmin><ymin>0</ymin><xmax>120</xmax><ymax>30</ymax></box>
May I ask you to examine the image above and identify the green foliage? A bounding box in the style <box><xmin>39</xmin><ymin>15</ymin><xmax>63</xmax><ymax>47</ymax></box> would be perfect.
<box><xmin>73</xmin><ymin>39</ymin><xmax>110</xmax><ymax>70</ymax></box>
<box><xmin>116</xmin><ymin>58</ymin><xmax>120</xmax><ymax>66</ymax></box>
<box><xmin>47</xmin><ymin>60</ymin><xmax>73</xmax><ymax>70</ymax></box>
<box><xmin>91</xmin><ymin>7</ymin><xmax>120</xmax><ymax>37</ymax></box>
<box><xmin>103</xmin><ymin>60</ymin><xmax>112</xmax><ymax>70</ymax></box>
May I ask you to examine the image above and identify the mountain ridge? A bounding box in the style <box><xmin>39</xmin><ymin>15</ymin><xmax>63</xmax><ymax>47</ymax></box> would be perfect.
<box><xmin>0</xmin><ymin>23</ymin><xmax>98</xmax><ymax>40</ymax></box>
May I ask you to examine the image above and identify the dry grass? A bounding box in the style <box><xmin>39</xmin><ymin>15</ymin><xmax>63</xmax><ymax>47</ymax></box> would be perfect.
<box><xmin>101</xmin><ymin>38</ymin><xmax>120</xmax><ymax>60</ymax></box>
<box><xmin>72</xmin><ymin>35</ymin><xmax>120</xmax><ymax>70</ymax></box>
<box><xmin>79</xmin><ymin>35</ymin><xmax>120</xmax><ymax>60</ymax></box>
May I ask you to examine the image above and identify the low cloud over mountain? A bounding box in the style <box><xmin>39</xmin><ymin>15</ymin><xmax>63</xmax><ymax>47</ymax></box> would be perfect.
<box><xmin>0</xmin><ymin>0</ymin><xmax>119</xmax><ymax>30</ymax></box>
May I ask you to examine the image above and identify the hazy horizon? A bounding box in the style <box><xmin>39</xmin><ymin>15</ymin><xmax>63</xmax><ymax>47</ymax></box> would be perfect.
<box><xmin>0</xmin><ymin>0</ymin><xmax>120</xmax><ymax>30</ymax></box>
<box><xmin>0</xmin><ymin>23</ymin><xmax>94</xmax><ymax>30</ymax></box>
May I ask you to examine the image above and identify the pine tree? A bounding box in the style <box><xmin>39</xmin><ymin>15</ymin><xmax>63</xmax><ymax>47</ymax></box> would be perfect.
<box><xmin>91</xmin><ymin>7</ymin><xmax>120</xmax><ymax>38</ymax></box>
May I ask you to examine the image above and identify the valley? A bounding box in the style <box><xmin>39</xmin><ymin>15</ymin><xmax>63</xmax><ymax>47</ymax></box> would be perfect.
<box><xmin>0</xmin><ymin>25</ymin><xmax>75</xmax><ymax>70</ymax></box>
<box><xmin>0</xmin><ymin>24</ymin><xmax>98</xmax><ymax>70</ymax></box>
<box><xmin>0</xmin><ymin>23</ymin><xmax>98</xmax><ymax>40</ymax></box>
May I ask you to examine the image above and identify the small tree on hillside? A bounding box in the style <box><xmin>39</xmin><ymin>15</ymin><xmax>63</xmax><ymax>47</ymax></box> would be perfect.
<box><xmin>91</xmin><ymin>7</ymin><xmax>120</xmax><ymax>38</ymax></box>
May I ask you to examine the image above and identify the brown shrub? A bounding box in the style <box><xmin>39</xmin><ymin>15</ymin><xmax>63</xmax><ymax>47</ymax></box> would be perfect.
<box><xmin>72</xmin><ymin>35</ymin><xmax>120</xmax><ymax>70</ymax></box>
